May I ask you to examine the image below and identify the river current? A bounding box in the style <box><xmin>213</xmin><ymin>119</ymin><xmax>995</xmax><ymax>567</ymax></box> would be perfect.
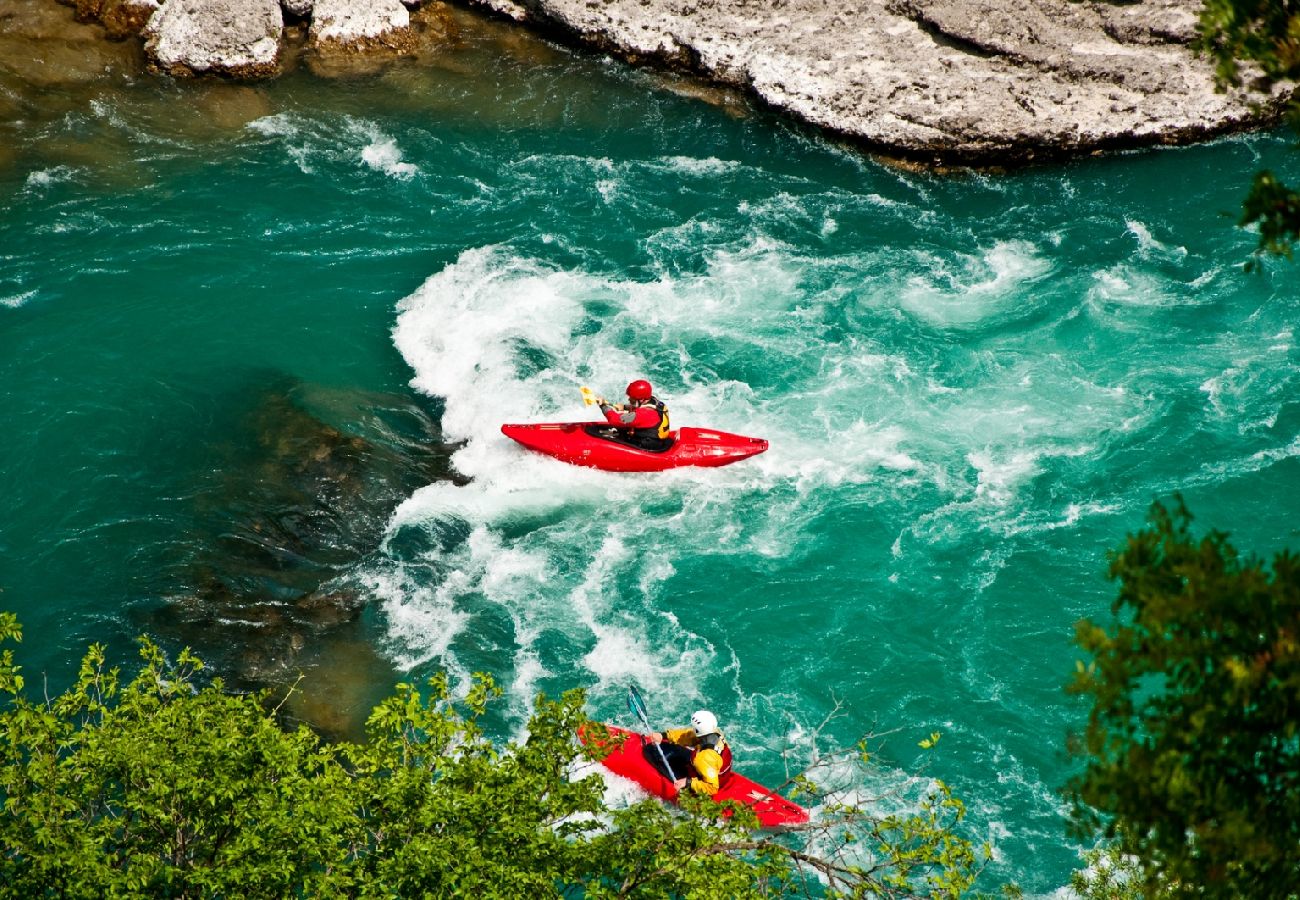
<box><xmin>3</xmin><ymin>11</ymin><xmax>1299</xmax><ymax>893</ymax></box>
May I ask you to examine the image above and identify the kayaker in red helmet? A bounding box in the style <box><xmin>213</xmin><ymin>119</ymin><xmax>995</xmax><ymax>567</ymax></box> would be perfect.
<box><xmin>596</xmin><ymin>379</ymin><xmax>673</xmax><ymax>451</ymax></box>
<box><xmin>645</xmin><ymin>709</ymin><xmax>733</xmax><ymax>796</ymax></box>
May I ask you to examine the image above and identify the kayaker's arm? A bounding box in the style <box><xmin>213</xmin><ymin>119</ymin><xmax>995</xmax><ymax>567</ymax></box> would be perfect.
<box><xmin>660</xmin><ymin>727</ymin><xmax>698</xmax><ymax>746</ymax></box>
<box><xmin>601</xmin><ymin>401</ymin><xmax>637</xmax><ymax>426</ymax></box>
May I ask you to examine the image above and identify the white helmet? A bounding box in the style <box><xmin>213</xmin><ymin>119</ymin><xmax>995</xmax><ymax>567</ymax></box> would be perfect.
<box><xmin>690</xmin><ymin>710</ymin><xmax>719</xmax><ymax>736</ymax></box>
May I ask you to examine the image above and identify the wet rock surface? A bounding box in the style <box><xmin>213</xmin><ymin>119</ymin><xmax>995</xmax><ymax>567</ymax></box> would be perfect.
<box><xmin>148</xmin><ymin>379</ymin><xmax>462</xmax><ymax>739</ymax></box>
<box><xmin>459</xmin><ymin>0</ymin><xmax>1288</xmax><ymax>163</ymax></box>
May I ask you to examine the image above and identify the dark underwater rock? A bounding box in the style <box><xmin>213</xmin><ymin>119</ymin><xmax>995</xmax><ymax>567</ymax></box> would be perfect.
<box><xmin>149</xmin><ymin>378</ymin><xmax>461</xmax><ymax>738</ymax></box>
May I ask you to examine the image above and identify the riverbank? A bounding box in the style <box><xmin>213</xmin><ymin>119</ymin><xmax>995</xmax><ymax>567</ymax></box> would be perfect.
<box><xmin>4</xmin><ymin>0</ymin><xmax>1288</xmax><ymax>165</ymax></box>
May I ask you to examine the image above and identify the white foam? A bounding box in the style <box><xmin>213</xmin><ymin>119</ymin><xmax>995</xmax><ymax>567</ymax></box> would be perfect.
<box><xmin>246</xmin><ymin>113</ymin><xmax>298</xmax><ymax>139</ymax></box>
<box><xmin>372</xmin><ymin>237</ymin><xmax>1178</xmax><ymax>727</ymax></box>
<box><xmin>657</xmin><ymin>155</ymin><xmax>738</xmax><ymax>176</ymax></box>
<box><xmin>968</xmin><ymin>449</ymin><xmax>1042</xmax><ymax>507</ymax></box>
<box><xmin>898</xmin><ymin>240</ymin><xmax>1052</xmax><ymax>328</ymax></box>
<box><xmin>359</xmin><ymin>561</ymin><xmax>473</xmax><ymax>672</ymax></box>
<box><xmin>247</xmin><ymin>114</ymin><xmax>420</xmax><ymax>180</ymax></box>
<box><xmin>24</xmin><ymin>167</ymin><xmax>76</xmax><ymax>190</ymax></box>
<box><xmin>1</xmin><ymin>290</ymin><xmax>36</xmax><ymax>309</ymax></box>
<box><xmin>247</xmin><ymin>112</ymin><xmax>316</xmax><ymax>173</ymax></box>
<box><xmin>378</xmin><ymin>244</ymin><xmax>912</xmax><ymax>707</ymax></box>
<box><xmin>359</xmin><ymin>133</ymin><xmax>419</xmax><ymax>180</ymax></box>
<box><xmin>1125</xmin><ymin>219</ymin><xmax>1187</xmax><ymax>261</ymax></box>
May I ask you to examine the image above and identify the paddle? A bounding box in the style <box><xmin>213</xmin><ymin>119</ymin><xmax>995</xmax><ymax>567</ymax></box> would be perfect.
<box><xmin>628</xmin><ymin>685</ymin><xmax>677</xmax><ymax>788</ymax></box>
<box><xmin>580</xmin><ymin>386</ymin><xmax>601</xmax><ymax>406</ymax></box>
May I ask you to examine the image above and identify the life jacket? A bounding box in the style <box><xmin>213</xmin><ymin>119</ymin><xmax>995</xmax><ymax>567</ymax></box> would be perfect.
<box><xmin>691</xmin><ymin>732</ymin><xmax>732</xmax><ymax>784</ymax></box>
<box><xmin>631</xmin><ymin>396</ymin><xmax>671</xmax><ymax>443</ymax></box>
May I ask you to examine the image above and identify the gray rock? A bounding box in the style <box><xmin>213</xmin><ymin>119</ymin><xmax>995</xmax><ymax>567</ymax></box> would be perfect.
<box><xmin>461</xmin><ymin>0</ymin><xmax>1285</xmax><ymax>162</ymax></box>
<box><xmin>281</xmin><ymin>0</ymin><xmax>312</xmax><ymax>20</ymax></box>
<box><xmin>143</xmin><ymin>0</ymin><xmax>283</xmax><ymax>77</ymax></box>
<box><xmin>308</xmin><ymin>0</ymin><xmax>411</xmax><ymax>49</ymax></box>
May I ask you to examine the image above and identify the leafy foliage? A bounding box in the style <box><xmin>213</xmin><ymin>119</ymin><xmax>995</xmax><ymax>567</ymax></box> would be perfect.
<box><xmin>1239</xmin><ymin>167</ymin><xmax>1300</xmax><ymax>263</ymax></box>
<box><xmin>1069</xmin><ymin>840</ymin><xmax>1147</xmax><ymax>900</ymax></box>
<box><xmin>1067</xmin><ymin>498</ymin><xmax>1300</xmax><ymax>896</ymax></box>
<box><xmin>1195</xmin><ymin>0</ymin><xmax>1300</xmax><ymax>263</ymax></box>
<box><xmin>0</xmin><ymin>617</ymin><xmax>994</xmax><ymax>898</ymax></box>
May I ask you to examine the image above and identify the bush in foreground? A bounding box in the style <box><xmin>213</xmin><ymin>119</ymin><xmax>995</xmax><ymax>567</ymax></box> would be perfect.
<box><xmin>0</xmin><ymin>612</ymin><xmax>991</xmax><ymax>898</ymax></box>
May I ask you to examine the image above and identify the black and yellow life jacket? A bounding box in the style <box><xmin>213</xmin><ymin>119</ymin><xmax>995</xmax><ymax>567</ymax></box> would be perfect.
<box><xmin>631</xmin><ymin>397</ymin><xmax>672</xmax><ymax>446</ymax></box>
<box><xmin>691</xmin><ymin>732</ymin><xmax>733</xmax><ymax>787</ymax></box>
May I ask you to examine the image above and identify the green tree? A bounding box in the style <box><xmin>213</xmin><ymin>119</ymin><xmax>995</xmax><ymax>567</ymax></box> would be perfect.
<box><xmin>0</xmin><ymin>617</ymin><xmax>354</xmax><ymax>898</ymax></box>
<box><xmin>1069</xmin><ymin>840</ymin><xmax>1146</xmax><ymax>900</ymax></box>
<box><xmin>1196</xmin><ymin>0</ymin><xmax>1300</xmax><ymax>264</ymax></box>
<box><xmin>1067</xmin><ymin>499</ymin><xmax>1300</xmax><ymax>896</ymax></box>
<box><xmin>0</xmin><ymin>612</ymin><xmax>996</xmax><ymax>898</ymax></box>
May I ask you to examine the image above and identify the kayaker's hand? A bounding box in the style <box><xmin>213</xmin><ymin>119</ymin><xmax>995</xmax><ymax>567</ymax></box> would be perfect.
<box><xmin>673</xmin><ymin>778</ymin><xmax>687</xmax><ymax>790</ymax></box>
<box><xmin>648</xmin><ymin>732</ymin><xmax>661</xmax><ymax>744</ymax></box>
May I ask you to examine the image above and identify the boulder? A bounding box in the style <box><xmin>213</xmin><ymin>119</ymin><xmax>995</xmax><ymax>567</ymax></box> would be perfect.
<box><xmin>459</xmin><ymin>0</ymin><xmax>1286</xmax><ymax>163</ymax></box>
<box><xmin>308</xmin><ymin>0</ymin><xmax>415</xmax><ymax>52</ymax></box>
<box><xmin>143</xmin><ymin>0</ymin><xmax>283</xmax><ymax>78</ymax></box>
<box><xmin>281</xmin><ymin>0</ymin><xmax>312</xmax><ymax>20</ymax></box>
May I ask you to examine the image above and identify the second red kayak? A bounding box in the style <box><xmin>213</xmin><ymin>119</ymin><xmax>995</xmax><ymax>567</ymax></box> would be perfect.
<box><xmin>580</xmin><ymin>725</ymin><xmax>810</xmax><ymax>828</ymax></box>
<box><xmin>501</xmin><ymin>422</ymin><xmax>768</xmax><ymax>472</ymax></box>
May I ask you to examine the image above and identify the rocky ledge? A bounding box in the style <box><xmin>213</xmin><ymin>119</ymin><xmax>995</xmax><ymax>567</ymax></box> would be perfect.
<box><xmin>61</xmin><ymin>0</ymin><xmax>1289</xmax><ymax>163</ymax></box>
<box><xmin>461</xmin><ymin>0</ymin><xmax>1288</xmax><ymax>163</ymax></box>
<box><xmin>65</xmin><ymin>0</ymin><xmax>428</xmax><ymax>77</ymax></box>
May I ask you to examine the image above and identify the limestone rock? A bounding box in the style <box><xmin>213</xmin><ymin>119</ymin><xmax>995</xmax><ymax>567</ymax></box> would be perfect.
<box><xmin>280</xmin><ymin>0</ymin><xmax>312</xmax><ymax>21</ymax></box>
<box><xmin>461</xmin><ymin>0</ymin><xmax>1286</xmax><ymax>163</ymax></box>
<box><xmin>143</xmin><ymin>0</ymin><xmax>283</xmax><ymax>78</ymax></box>
<box><xmin>308</xmin><ymin>0</ymin><xmax>414</xmax><ymax>51</ymax></box>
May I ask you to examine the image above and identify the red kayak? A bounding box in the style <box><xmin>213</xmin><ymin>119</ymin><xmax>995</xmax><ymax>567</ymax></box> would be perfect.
<box><xmin>500</xmin><ymin>423</ymin><xmax>768</xmax><ymax>472</ymax></box>
<box><xmin>580</xmin><ymin>725</ymin><xmax>810</xmax><ymax>828</ymax></box>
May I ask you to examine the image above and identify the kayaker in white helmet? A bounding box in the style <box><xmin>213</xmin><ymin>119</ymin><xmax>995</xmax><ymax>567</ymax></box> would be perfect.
<box><xmin>646</xmin><ymin>709</ymin><xmax>733</xmax><ymax>795</ymax></box>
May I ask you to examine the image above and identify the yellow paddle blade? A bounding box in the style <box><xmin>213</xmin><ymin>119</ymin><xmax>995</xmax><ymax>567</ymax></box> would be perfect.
<box><xmin>580</xmin><ymin>386</ymin><xmax>597</xmax><ymax>406</ymax></box>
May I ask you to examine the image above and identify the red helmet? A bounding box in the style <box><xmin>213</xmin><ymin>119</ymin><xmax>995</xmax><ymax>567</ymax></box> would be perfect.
<box><xmin>626</xmin><ymin>379</ymin><xmax>653</xmax><ymax>401</ymax></box>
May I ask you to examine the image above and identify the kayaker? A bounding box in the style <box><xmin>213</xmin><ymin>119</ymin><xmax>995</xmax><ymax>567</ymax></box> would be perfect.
<box><xmin>645</xmin><ymin>710</ymin><xmax>733</xmax><ymax>796</ymax></box>
<box><xmin>596</xmin><ymin>380</ymin><xmax>673</xmax><ymax>451</ymax></box>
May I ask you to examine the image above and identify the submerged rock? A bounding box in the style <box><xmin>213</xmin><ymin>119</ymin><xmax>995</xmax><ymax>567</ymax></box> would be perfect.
<box><xmin>0</xmin><ymin>0</ymin><xmax>141</xmax><ymax>89</ymax></box>
<box><xmin>459</xmin><ymin>0</ymin><xmax>1286</xmax><ymax>163</ymax></box>
<box><xmin>143</xmin><ymin>0</ymin><xmax>283</xmax><ymax>77</ymax></box>
<box><xmin>149</xmin><ymin>378</ymin><xmax>461</xmax><ymax>736</ymax></box>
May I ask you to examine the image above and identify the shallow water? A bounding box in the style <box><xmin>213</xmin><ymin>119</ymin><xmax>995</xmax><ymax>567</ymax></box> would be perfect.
<box><xmin>3</xmin><ymin>6</ymin><xmax>1299</xmax><ymax>891</ymax></box>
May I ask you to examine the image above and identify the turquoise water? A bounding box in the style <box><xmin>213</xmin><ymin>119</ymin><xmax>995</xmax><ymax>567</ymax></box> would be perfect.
<box><xmin>3</xmin><ymin>22</ymin><xmax>1300</xmax><ymax>892</ymax></box>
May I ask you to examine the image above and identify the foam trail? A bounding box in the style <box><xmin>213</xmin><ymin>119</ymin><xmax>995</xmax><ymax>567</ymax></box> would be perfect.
<box><xmin>374</xmin><ymin>241</ymin><xmax>1172</xmax><ymax>717</ymax></box>
<box><xmin>378</xmin><ymin>244</ymin><xmax>910</xmax><ymax>716</ymax></box>
<box><xmin>1</xmin><ymin>291</ymin><xmax>37</xmax><ymax>309</ymax></box>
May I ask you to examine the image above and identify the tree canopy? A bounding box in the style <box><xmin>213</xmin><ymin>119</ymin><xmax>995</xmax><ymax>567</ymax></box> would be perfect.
<box><xmin>0</xmin><ymin>612</ymin><xmax>993</xmax><ymax>898</ymax></box>
<box><xmin>1196</xmin><ymin>0</ymin><xmax>1300</xmax><ymax>263</ymax></box>
<box><xmin>1067</xmin><ymin>499</ymin><xmax>1300</xmax><ymax>897</ymax></box>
